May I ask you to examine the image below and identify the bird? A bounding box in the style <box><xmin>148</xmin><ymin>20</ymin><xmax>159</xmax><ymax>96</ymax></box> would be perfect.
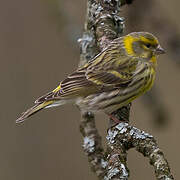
<box><xmin>16</xmin><ymin>32</ymin><xmax>165</xmax><ymax>123</ymax></box>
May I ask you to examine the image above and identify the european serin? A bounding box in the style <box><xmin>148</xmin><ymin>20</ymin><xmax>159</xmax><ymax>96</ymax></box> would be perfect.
<box><xmin>16</xmin><ymin>32</ymin><xmax>165</xmax><ymax>123</ymax></box>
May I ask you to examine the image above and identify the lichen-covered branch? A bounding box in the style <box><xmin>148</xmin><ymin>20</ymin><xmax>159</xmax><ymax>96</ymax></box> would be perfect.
<box><xmin>80</xmin><ymin>112</ymin><xmax>107</xmax><ymax>179</ymax></box>
<box><xmin>78</xmin><ymin>0</ymin><xmax>174</xmax><ymax>179</ymax></box>
<box><xmin>107</xmin><ymin>123</ymin><xmax>174</xmax><ymax>180</ymax></box>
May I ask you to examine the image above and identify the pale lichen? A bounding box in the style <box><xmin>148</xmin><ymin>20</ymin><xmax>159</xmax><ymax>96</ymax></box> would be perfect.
<box><xmin>78</xmin><ymin>34</ymin><xmax>94</xmax><ymax>53</ymax></box>
<box><xmin>130</xmin><ymin>127</ymin><xmax>153</xmax><ymax>140</ymax></box>
<box><xmin>101</xmin><ymin>159</ymin><xmax>108</xmax><ymax>169</ymax></box>
<box><xmin>120</xmin><ymin>164</ymin><xmax>128</xmax><ymax>179</ymax></box>
<box><xmin>90</xmin><ymin>2</ymin><xmax>103</xmax><ymax>19</ymax></box>
<box><xmin>106</xmin><ymin>129</ymin><xmax>118</xmax><ymax>143</ymax></box>
<box><xmin>104</xmin><ymin>0</ymin><xmax>112</xmax><ymax>3</ymax></box>
<box><xmin>105</xmin><ymin>167</ymin><xmax>120</xmax><ymax>180</ymax></box>
<box><xmin>83</xmin><ymin>136</ymin><xmax>95</xmax><ymax>153</ymax></box>
<box><xmin>115</xmin><ymin>122</ymin><xmax>128</xmax><ymax>134</ymax></box>
<box><xmin>164</xmin><ymin>176</ymin><xmax>173</xmax><ymax>180</ymax></box>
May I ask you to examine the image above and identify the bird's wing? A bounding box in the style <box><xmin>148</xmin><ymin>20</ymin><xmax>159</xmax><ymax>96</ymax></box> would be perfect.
<box><xmin>35</xmin><ymin>69</ymin><xmax>97</xmax><ymax>103</ymax></box>
<box><xmin>86</xmin><ymin>69</ymin><xmax>132</xmax><ymax>86</ymax></box>
<box><xmin>35</xmin><ymin>67</ymin><xmax>133</xmax><ymax>104</ymax></box>
<box><xmin>85</xmin><ymin>51</ymin><xmax>134</xmax><ymax>86</ymax></box>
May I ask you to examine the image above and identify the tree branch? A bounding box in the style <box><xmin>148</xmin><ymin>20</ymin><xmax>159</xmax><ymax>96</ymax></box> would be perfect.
<box><xmin>107</xmin><ymin>122</ymin><xmax>174</xmax><ymax>179</ymax></box>
<box><xmin>80</xmin><ymin>112</ymin><xmax>106</xmax><ymax>179</ymax></box>
<box><xmin>78</xmin><ymin>0</ymin><xmax>174</xmax><ymax>179</ymax></box>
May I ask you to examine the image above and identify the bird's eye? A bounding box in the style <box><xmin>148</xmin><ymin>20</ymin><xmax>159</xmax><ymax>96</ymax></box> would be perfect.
<box><xmin>145</xmin><ymin>43</ymin><xmax>151</xmax><ymax>48</ymax></box>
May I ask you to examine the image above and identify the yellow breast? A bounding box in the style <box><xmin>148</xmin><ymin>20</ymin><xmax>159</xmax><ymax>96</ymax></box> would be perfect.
<box><xmin>143</xmin><ymin>65</ymin><xmax>156</xmax><ymax>93</ymax></box>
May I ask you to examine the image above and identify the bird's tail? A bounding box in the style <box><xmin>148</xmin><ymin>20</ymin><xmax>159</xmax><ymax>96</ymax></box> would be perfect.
<box><xmin>16</xmin><ymin>100</ymin><xmax>54</xmax><ymax>123</ymax></box>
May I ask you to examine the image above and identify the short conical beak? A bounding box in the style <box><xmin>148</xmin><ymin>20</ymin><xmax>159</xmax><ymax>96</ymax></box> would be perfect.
<box><xmin>155</xmin><ymin>45</ymin><xmax>165</xmax><ymax>55</ymax></box>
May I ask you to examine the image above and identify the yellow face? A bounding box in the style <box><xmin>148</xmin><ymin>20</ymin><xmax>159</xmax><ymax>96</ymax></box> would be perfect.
<box><xmin>123</xmin><ymin>32</ymin><xmax>165</xmax><ymax>61</ymax></box>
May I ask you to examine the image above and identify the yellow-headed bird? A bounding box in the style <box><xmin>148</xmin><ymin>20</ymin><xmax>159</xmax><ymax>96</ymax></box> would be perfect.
<box><xmin>16</xmin><ymin>32</ymin><xmax>165</xmax><ymax>123</ymax></box>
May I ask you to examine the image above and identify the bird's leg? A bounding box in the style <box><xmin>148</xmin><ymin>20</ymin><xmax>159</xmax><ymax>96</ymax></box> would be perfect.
<box><xmin>107</xmin><ymin>104</ymin><xmax>131</xmax><ymax>128</ymax></box>
<box><xmin>107</xmin><ymin>113</ymin><xmax>122</xmax><ymax>128</ymax></box>
<box><xmin>108</xmin><ymin>114</ymin><xmax>121</xmax><ymax>123</ymax></box>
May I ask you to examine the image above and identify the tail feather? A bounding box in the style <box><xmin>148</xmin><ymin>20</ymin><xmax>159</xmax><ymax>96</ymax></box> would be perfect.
<box><xmin>16</xmin><ymin>101</ymin><xmax>53</xmax><ymax>123</ymax></box>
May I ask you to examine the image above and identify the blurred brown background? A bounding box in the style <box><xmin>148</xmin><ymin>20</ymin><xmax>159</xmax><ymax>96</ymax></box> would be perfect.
<box><xmin>0</xmin><ymin>0</ymin><xmax>179</xmax><ymax>179</ymax></box>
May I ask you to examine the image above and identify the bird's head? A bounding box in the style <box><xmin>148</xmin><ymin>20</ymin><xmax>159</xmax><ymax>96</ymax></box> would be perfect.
<box><xmin>123</xmin><ymin>32</ymin><xmax>165</xmax><ymax>63</ymax></box>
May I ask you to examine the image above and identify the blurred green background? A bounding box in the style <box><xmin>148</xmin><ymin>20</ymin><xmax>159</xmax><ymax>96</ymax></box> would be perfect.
<box><xmin>0</xmin><ymin>0</ymin><xmax>179</xmax><ymax>179</ymax></box>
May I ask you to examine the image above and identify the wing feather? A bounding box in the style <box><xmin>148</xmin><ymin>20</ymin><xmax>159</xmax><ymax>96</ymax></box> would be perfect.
<box><xmin>35</xmin><ymin>70</ymin><xmax>96</xmax><ymax>103</ymax></box>
<box><xmin>86</xmin><ymin>70</ymin><xmax>132</xmax><ymax>86</ymax></box>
